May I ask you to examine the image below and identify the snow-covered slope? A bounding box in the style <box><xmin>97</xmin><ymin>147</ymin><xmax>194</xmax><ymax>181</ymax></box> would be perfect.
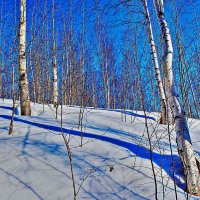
<box><xmin>0</xmin><ymin>99</ymin><xmax>199</xmax><ymax>200</ymax></box>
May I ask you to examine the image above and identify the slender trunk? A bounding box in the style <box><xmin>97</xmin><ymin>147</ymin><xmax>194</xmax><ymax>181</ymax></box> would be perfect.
<box><xmin>143</xmin><ymin>0</ymin><xmax>167</xmax><ymax>124</ymax></box>
<box><xmin>105</xmin><ymin>58</ymin><xmax>110</xmax><ymax>109</ymax></box>
<box><xmin>9</xmin><ymin>48</ymin><xmax>15</xmax><ymax>135</ymax></box>
<box><xmin>132</xmin><ymin>34</ymin><xmax>142</xmax><ymax>111</ymax></box>
<box><xmin>65</xmin><ymin>40</ymin><xmax>70</xmax><ymax>105</ymax></box>
<box><xmin>52</xmin><ymin>0</ymin><xmax>58</xmax><ymax>107</ymax></box>
<box><xmin>111</xmin><ymin>68</ymin><xmax>115</xmax><ymax>109</ymax></box>
<box><xmin>80</xmin><ymin>0</ymin><xmax>85</xmax><ymax>107</ymax></box>
<box><xmin>154</xmin><ymin>0</ymin><xmax>200</xmax><ymax>195</ymax></box>
<box><xmin>148</xmin><ymin>66</ymin><xmax>157</xmax><ymax>111</ymax></box>
<box><xmin>68</xmin><ymin>0</ymin><xmax>73</xmax><ymax>106</ymax></box>
<box><xmin>62</xmin><ymin>14</ymin><xmax>67</xmax><ymax>105</ymax></box>
<box><xmin>19</xmin><ymin>0</ymin><xmax>31</xmax><ymax>116</ymax></box>
<box><xmin>42</xmin><ymin>62</ymin><xmax>45</xmax><ymax>111</ymax></box>
<box><xmin>29</xmin><ymin>48</ymin><xmax>36</xmax><ymax>104</ymax></box>
<box><xmin>45</xmin><ymin>14</ymin><xmax>50</xmax><ymax>104</ymax></box>
<box><xmin>92</xmin><ymin>73</ymin><xmax>96</xmax><ymax>107</ymax></box>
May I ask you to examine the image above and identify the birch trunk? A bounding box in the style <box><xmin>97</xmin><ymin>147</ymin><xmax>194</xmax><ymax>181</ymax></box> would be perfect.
<box><xmin>9</xmin><ymin>48</ymin><xmax>15</xmax><ymax>135</ymax></box>
<box><xmin>105</xmin><ymin>58</ymin><xmax>110</xmax><ymax>109</ymax></box>
<box><xmin>19</xmin><ymin>0</ymin><xmax>31</xmax><ymax>116</ymax></box>
<box><xmin>52</xmin><ymin>0</ymin><xmax>58</xmax><ymax>107</ymax></box>
<box><xmin>81</xmin><ymin>0</ymin><xmax>85</xmax><ymax>103</ymax></box>
<box><xmin>92</xmin><ymin>73</ymin><xmax>96</xmax><ymax>108</ymax></box>
<box><xmin>143</xmin><ymin>0</ymin><xmax>167</xmax><ymax>124</ymax></box>
<box><xmin>154</xmin><ymin>0</ymin><xmax>200</xmax><ymax>195</ymax></box>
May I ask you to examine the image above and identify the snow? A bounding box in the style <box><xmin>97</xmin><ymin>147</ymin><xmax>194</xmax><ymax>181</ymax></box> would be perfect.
<box><xmin>0</xmin><ymin>99</ymin><xmax>200</xmax><ymax>200</ymax></box>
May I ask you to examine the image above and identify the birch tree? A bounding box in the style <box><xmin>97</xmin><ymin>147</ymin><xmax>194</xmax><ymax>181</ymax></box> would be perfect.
<box><xmin>19</xmin><ymin>0</ymin><xmax>31</xmax><ymax>115</ymax></box>
<box><xmin>52</xmin><ymin>0</ymin><xmax>58</xmax><ymax>108</ymax></box>
<box><xmin>142</xmin><ymin>0</ymin><xmax>167</xmax><ymax>124</ymax></box>
<box><xmin>154</xmin><ymin>0</ymin><xmax>200</xmax><ymax>195</ymax></box>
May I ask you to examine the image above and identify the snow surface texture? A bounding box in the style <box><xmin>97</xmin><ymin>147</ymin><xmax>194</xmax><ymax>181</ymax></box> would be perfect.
<box><xmin>0</xmin><ymin>99</ymin><xmax>200</xmax><ymax>200</ymax></box>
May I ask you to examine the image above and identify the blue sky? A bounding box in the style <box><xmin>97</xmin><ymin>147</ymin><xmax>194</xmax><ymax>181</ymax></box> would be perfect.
<box><xmin>0</xmin><ymin>0</ymin><xmax>199</xmax><ymax>112</ymax></box>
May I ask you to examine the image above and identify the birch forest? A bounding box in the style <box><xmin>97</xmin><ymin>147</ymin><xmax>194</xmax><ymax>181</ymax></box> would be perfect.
<box><xmin>0</xmin><ymin>0</ymin><xmax>200</xmax><ymax>199</ymax></box>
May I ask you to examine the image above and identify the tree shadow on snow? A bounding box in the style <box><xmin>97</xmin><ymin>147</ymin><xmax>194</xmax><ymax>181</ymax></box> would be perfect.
<box><xmin>108</xmin><ymin>109</ymin><xmax>156</xmax><ymax>121</ymax></box>
<box><xmin>0</xmin><ymin>166</ymin><xmax>44</xmax><ymax>200</ymax></box>
<box><xmin>0</xmin><ymin>114</ymin><xmax>186</xmax><ymax>192</ymax></box>
<box><xmin>89</xmin><ymin>107</ymin><xmax>156</xmax><ymax>121</ymax></box>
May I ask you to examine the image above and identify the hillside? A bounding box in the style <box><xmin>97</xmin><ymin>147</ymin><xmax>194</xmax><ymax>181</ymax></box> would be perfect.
<box><xmin>0</xmin><ymin>99</ymin><xmax>200</xmax><ymax>200</ymax></box>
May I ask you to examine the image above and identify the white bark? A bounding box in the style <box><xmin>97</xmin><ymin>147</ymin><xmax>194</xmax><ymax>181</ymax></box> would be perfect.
<box><xmin>19</xmin><ymin>0</ymin><xmax>31</xmax><ymax>115</ymax></box>
<box><xmin>154</xmin><ymin>0</ymin><xmax>200</xmax><ymax>195</ymax></box>
<box><xmin>52</xmin><ymin>0</ymin><xmax>58</xmax><ymax>107</ymax></box>
<box><xmin>81</xmin><ymin>0</ymin><xmax>85</xmax><ymax>107</ymax></box>
<box><xmin>143</xmin><ymin>0</ymin><xmax>167</xmax><ymax>124</ymax></box>
<box><xmin>105</xmin><ymin>57</ymin><xmax>110</xmax><ymax>109</ymax></box>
